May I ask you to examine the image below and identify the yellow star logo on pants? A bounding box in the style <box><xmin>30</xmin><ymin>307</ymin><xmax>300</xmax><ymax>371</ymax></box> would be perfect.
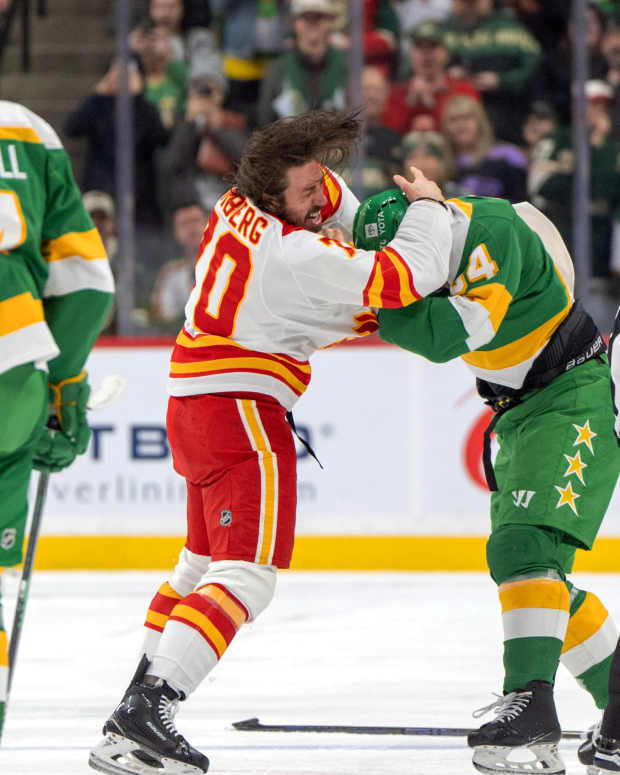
<box><xmin>563</xmin><ymin>450</ymin><xmax>587</xmax><ymax>485</ymax></box>
<box><xmin>573</xmin><ymin>419</ymin><xmax>597</xmax><ymax>454</ymax></box>
<box><xmin>555</xmin><ymin>481</ymin><xmax>580</xmax><ymax>515</ymax></box>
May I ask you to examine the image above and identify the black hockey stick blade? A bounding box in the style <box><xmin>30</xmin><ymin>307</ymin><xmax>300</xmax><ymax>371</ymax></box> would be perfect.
<box><xmin>232</xmin><ymin>717</ymin><xmax>583</xmax><ymax>739</ymax></box>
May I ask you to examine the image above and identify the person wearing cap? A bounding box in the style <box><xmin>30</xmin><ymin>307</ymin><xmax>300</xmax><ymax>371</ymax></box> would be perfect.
<box><xmin>256</xmin><ymin>0</ymin><xmax>348</xmax><ymax>127</ymax></box>
<box><xmin>528</xmin><ymin>78</ymin><xmax>620</xmax><ymax>334</ymax></box>
<box><xmin>82</xmin><ymin>190</ymin><xmax>118</xmax><ymax>266</ymax></box>
<box><xmin>380</xmin><ymin>19</ymin><xmax>481</xmax><ymax>136</ymax></box>
<box><xmin>442</xmin><ymin>0</ymin><xmax>542</xmax><ymax>144</ymax></box>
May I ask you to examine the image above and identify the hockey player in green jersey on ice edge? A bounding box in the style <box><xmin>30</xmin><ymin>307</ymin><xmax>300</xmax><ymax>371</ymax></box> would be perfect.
<box><xmin>0</xmin><ymin>101</ymin><xmax>114</xmax><ymax>736</ymax></box>
<box><xmin>353</xmin><ymin>169</ymin><xmax>620</xmax><ymax>775</ymax></box>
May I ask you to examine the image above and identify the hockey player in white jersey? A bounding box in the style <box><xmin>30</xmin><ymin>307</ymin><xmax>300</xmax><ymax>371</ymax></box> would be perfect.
<box><xmin>89</xmin><ymin>109</ymin><xmax>451</xmax><ymax>775</ymax></box>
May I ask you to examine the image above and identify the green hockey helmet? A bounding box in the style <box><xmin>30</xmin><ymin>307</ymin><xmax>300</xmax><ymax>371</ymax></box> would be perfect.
<box><xmin>352</xmin><ymin>188</ymin><xmax>409</xmax><ymax>251</ymax></box>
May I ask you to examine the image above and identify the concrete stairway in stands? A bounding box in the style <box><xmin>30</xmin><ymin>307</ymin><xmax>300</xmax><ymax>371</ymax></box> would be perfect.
<box><xmin>0</xmin><ymin>0</ymin><xmax>116</xmax><ymax>180</ymax></box>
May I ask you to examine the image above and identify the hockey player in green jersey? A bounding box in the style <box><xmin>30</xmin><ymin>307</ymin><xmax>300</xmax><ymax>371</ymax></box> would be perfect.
<box><xmin>0</xmin><ymin>101</ymin><xmax>114</xmax><ymax>736</ymax></box>
<box><xmin>353</xmin><ymin>170</ymin><xmax>620</xmax><ymax>775</ymax></box>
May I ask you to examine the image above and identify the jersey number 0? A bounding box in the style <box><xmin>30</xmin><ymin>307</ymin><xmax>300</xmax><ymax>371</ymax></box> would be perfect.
<box><xmin>194</xmin><ymin>220</ymin><xmax>253</xmax><ymax>337</ymax></box>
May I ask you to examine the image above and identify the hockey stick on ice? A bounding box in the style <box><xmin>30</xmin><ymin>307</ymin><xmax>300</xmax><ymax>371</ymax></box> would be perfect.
<box><xmin>5</xmin><ymin>375</ymin><xmax>127</xmax><ymax>697</ymax></box>
<box><xmin>232</xmin><ymin>717</ymin><xmax>584</xmax><ymax>740</ymax></box>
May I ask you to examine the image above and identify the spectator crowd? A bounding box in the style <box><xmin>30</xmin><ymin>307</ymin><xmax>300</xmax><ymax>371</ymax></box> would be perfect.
<box><xmin>60</xmin><ymin>0</ymin><xmax>620</xmax><ymax>335</ymax></box>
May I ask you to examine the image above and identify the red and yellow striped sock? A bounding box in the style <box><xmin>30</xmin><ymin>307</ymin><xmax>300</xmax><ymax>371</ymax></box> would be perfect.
<box><xmin>148</xmin><ymin>584</ymin><xmax>249</xmax><ymax>695</ymax></box>
<box><xmin>144</xmin><ymin>582</ymin><xmax>183</xmax><ymax>635</ymax></box>
<box><xmin>169</xmin><ymin>584</ymin><xmax>248</xmax><ymax>660</ymax></box>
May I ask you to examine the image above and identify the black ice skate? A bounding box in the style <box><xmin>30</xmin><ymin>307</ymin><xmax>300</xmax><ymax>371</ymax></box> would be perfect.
<box><xmin>577</xmin><ymin>723</ymin><xmax>599</xmax><ymax>768</ymax></box>
<box><xmin>467</xmin><ymin>680</ymin><xmax>564</xmax><ymax>774</ymax></box>
<box><xmin>578</xmin><ymin>726</ymin><xmax>620</xmax><ymax>774</ymax></box>
<box><xmin>88</xmin><ymin>660</ymin><xmax>209</xmax><ymax>775</ymax></box>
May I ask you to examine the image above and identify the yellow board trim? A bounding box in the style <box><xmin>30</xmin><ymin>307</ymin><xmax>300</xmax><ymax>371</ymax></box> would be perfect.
<box><xmin>499</xmin><ymin>578</ymin><xmax>569</xmax><ymax>613</ymax></box>
<box><xmin>0</xmin><ymin>127</ymin><xmax>41</xmax><ymax>144</ymax></box>
<box><xmin>0</xmin><ymin>291</ymin><xmax>44</xmax><ymax>335</ymax></box>
<box><xmin>20</xmin><ymin>535</ymin><xmax>620</xmax><ymax>571</ymax></box>
<box><xmin>562</xmin><ymin>592</ymin><xmax>609</xmax><ymax>652</ymax></box>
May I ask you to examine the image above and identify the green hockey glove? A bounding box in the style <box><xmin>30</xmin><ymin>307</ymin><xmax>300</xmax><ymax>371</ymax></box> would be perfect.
<box><xmin>32</xmin><ymin>372</ymin><xmax>92</xmax><ymax>473</ymax></box>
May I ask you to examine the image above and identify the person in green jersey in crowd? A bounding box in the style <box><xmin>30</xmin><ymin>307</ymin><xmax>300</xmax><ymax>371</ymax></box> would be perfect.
<box><xmin>0</xmin><ymin>101</ymin><xmax>114</xmax><ymax>737</ymax></box>
<box><xmin>352</xmin><ymin>170</ymin><xmax>620</xmax><ymax>775</ymax></box>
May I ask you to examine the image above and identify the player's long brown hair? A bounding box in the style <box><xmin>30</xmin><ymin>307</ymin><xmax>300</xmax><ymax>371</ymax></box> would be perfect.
<box><xmin>233</xmin><ymin>109</ymin><xmax>362</xmax><ymax>214</ymax></box>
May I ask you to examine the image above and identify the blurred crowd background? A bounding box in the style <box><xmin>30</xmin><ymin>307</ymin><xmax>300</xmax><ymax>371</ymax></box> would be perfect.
<box><xmin>2</xmin><ymin>0</ymin><xmax>620</xmax><ymax>336</ymax></box>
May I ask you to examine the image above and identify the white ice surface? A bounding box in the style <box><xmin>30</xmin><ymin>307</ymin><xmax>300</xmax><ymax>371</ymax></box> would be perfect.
<box><xmin>1</xmin><ymin>570</ymin><xmax>618</xmax><ymax>775</ymax></box>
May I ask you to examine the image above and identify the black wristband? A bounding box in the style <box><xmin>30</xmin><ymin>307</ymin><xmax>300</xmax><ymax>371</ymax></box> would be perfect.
<box><xmin>413</xmin><ymin>197</ymin><xmax>448</xmax><ymax>210</ymax></box>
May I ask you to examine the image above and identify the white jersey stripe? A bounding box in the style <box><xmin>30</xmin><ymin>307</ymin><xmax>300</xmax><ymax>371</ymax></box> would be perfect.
<box><xmin>43</xmin><ymin>256</ymin><xmax>115</xmax><ymax>297</ymax></box>
<box><xmin>0</xmin><ymin>321</ymin><xmax>59</xmax><ymax>375</ymax></box>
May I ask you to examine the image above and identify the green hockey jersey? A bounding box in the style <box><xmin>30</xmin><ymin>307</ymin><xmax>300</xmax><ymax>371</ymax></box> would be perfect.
<box><xmin>0</xmin><ymin>101</ymin><xmax>114</xmax><ymax>381</ymax></box>
<box><xmin>378</xmin><ymin>196</ymin><xmax>573</xmax><ymax>389</ymax></box>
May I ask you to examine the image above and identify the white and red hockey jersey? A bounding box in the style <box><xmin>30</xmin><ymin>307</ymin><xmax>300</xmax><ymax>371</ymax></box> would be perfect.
<box><xmin>168</xmin><ymin>168</ymin><xmax>452</xmax><ymax>409</ymax></box>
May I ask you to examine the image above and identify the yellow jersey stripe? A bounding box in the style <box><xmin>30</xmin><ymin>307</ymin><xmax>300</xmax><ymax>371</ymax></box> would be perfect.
<box><xmin>197</xmin><ymin>584</ymin><xmax>247</xmax><ymax>629</ymax></box>
<box><xmin>223</xmin><ymin>55</ymin><xmax>268</xmax><ymax>80</ymax></box>
<box><xmin>500</xmin><ymin>578</ymin><xmax>570</xmax><ymax>613</ymax></box>
<box><xmin>170</xmin><ymin>356</ymin><xmax>308</xmax><ymax>393</ymax></box>
<box><xmin>0</xmin><ymin>127</ymin><xmax>41</xmax><ymax>144</ymax></box>
<box><xmin>171</xmin><ymin>603</ymin><xmax>228</xmax><ymax>657</ymax></box>
<box><xmin>562</xmin><ymin>593</ymin><xmax>609</xmax><ymax>652</ymax></box>
<box><xmin>383</xmin><ymin>248</ymin><xmax>417</xmax><ymax>305</ymax></box>
<box><xmin>446</xmin><ymin>198</ymin><xmax>473</xmax><ymax>218</ymax></box>
<box><xmin>42</xmin><ymin>228</ymin><xmax>106</xmax><ymax>263</ymax></box>
<box><xmin>0</xmin><ymin>292</ymin><xmax>44</xmax><ymax>336</ymax></box>
<box><xmin>366</xmin><ymin>261</ymin><xmax>385</xmax><ymax>308</ymax></box>
<box><xmin>175</xmin><ymin>330</ymin><xmax>312</xmax><ymax>373</ymax></box>
<box><xmin>322</xmin><ymin>169</ymin><xmax>341</xmax><ymax>209</ymax></box>
<box><xmin>467</xmin><ymin>282</ymin><xmax>513</xmax><ymax>335</ymax></box>
<box><xmin>462</xmin><ymin>302</ymin><xmax>570</xmax><ymax>370</ymax></box>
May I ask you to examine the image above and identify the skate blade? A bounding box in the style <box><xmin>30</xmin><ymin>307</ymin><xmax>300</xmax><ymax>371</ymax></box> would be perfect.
<box><xmin>592</xmin><ymin>751</ymin><xmax>620</xmax><ymax>772</ymax></box>
<box><xmin>472</xmin><ymin>742</ymin><xmax>565</xmax><ymax>774</ymax></box>
<box><xmin>89</xmin><ymin>731</ymin><xmax>207</xmax><ymax>775</ymax></box>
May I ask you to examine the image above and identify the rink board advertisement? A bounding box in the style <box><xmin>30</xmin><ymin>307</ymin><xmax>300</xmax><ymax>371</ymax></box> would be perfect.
<box><xmin>31</xmin><ymin>340</ymin><xmax>620</xmax><ymax>569</ymax></box>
